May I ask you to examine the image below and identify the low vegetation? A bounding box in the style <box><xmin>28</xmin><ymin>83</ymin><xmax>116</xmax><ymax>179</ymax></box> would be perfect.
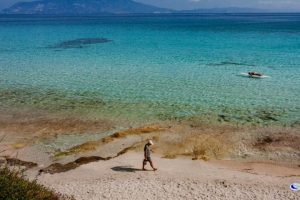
<box><xmin>0</xmin><ymin>165</ymin><xmax>74</xmax><ymax>200</ymax></box>
<box><xmin>191</xmin><ymin>136</ymin><xmax>227</xmax><ymax>161</ymax></box>
<box><xmin>160</xmin><ymin>133</ymin><xmax>231</xmax><ymax>161</ymax></box>
<box><xmin>0</xmin><ymin>134</ymin><xmax>73</xmax><ymax>200</ymax></box>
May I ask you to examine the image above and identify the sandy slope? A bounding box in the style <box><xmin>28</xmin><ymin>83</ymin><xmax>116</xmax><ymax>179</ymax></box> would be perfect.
<box><xmin>37</xmin><ymin>152</ymin><xmax>300</xmax><ymax>200</ymax></box>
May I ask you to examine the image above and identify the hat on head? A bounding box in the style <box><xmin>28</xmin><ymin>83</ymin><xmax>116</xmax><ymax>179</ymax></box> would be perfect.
<box><xmin>148</xmin><ymin>140</ymin><xmax>154</xmax><ymax>145</ymax></box>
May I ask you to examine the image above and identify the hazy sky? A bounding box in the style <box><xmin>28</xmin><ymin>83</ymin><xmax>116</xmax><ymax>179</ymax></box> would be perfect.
<box><xmin>137</xmin><ymin>0</ymin><xmax>300</xmax><ymax>11</ymax></box>
<box><xmin>1</xmin><ymin>0</ymin><xmax>300</xmax><ymax>11</ymax></box>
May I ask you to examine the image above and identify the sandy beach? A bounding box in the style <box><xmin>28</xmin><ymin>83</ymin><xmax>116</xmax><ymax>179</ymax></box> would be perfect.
<box><xmin>35</xmin><ymin>152</ymin><xmax>299</xmax><ymax>200</ymax></box>
<box><xmin>1</xmin><ymin>111</ymin><xmax>299</xmax><ymax>199</ymax></box>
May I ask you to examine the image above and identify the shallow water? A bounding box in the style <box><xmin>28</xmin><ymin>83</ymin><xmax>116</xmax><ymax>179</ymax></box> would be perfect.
<box><xmin>0</xmin><ymin>14</ymin><xmax>300</xmax><ymax>125</ymax></box>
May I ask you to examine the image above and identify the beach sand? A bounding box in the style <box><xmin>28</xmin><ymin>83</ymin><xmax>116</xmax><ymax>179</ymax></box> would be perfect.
<box><xmin>1</xmin><ymin>111</ymin><xmax>299</xmax><ymax>200</ymax></box>
<box><xmin>36</xmin><ymin>152</ymin><xmax>299</xmax><ymax>200</ymax></box>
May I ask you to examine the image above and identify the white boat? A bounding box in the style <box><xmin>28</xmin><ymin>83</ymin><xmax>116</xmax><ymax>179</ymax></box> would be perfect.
<box><xmin>240</xmin><ymin>73</ymin><xmax>270</xmax><ymax>78</ymax></box>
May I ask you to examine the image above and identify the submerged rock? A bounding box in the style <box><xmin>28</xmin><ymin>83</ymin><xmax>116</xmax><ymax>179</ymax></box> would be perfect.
<box><xmin>255</xmin><ymin>110</ymin><xmax>279</xmax><ymax>122</ymax></box>
<box><xmin>291</xmin><ymin>120</ymin><xmax>300</xmax><ymax>128</ymax></box>
<box><xmin>207</xmin><ymin>61</ymin><xmax>252</xmax><ymax>67</ymax></box>
<box><xmin>218</xmin><ymin>114</ymin><xmax>231</xmax><ymax>122</ymax></box>
<box><xmin>42</xmin><ymin>156</ymin><xmax>108</xmax><ymax>174</ymax></box>
<box><xmin>49</xmin><ymin>38</ymin><xmax>112</xmax><ymax>49</ymax></box>
<box><xmin>43</xmin><ymin>145</ymin><xmax>136</xmax><ymax>174</ymax></box>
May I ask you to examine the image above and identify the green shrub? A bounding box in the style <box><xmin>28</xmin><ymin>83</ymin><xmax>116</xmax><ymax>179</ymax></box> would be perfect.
<box><xmin>0</xmin><ymin>166</ymin><xmax>73</xmax><ymax>200</ymax></box>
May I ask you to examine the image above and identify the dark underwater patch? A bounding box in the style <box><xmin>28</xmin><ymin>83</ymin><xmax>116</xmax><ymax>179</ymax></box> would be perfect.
<box><xmin>207</xmin><ymin>61</ymin><xmax>253</xmax><ymax>67</ymax></box>
<box><xmin>48</xmin><ymin>38</ymin><xmax>112</xmax><ymax>49</ymax></box>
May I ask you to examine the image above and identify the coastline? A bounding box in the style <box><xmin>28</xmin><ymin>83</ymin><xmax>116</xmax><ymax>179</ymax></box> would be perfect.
<box><xmin>1</xmin><ymin>13</ymin><xmax>300</xmax><ymax>200</ymax></box>
<box><xmin>1</xmin><ymin>104</ymin><xmax>299</xmax><ymax>164</ymax></box>
<box><xmin>1</xmin><ymin>98</ymin><xmax>299</xmax><ymax>199</ymax></box>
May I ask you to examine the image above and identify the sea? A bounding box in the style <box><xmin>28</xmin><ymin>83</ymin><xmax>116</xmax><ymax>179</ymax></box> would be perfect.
<box><xmin>0</xmin><ymin>14</ymin><xmax>300</xmax><ymax>126</ymax></box>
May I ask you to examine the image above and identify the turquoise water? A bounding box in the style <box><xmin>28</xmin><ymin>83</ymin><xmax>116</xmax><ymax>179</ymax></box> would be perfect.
<box><xmin>0</xmin><ymin>14</ymin><xmax>300</xmax><ymax>125</ymax></box>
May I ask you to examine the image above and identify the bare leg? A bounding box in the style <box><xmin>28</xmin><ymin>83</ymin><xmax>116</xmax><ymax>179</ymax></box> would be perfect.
<box><xmin>149</xmin><ymin>160</ymin><xmax>157</xmax><ymax>171</ymax></box>
<box><xmin>142</xmin><ymin>159</ymin><xmax>146</xmax><ymax>170</ymax></box>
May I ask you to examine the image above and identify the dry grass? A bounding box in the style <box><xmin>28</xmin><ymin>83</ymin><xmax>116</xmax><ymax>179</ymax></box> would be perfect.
<box><xmin>112</xmin><ymin>125</ymin><xmax>166</xmax><ymax>138</ymax></box>
<box><xmin>190</xmin><ymin>136</ymin><xmax>227</xmax><ymax>160</ymax></box>
<box><xmin>251</xmin><ymin>127</ymin><xmax>300</xmax><ymax>152</ymax></box>
<box><xmin>160</xmin><ymin>132</ymin><xmax>231</xmax><ymax>161</ymax></box>
<box><xmin>11</xmin><ymin>142</ymin><xmax>27</xmax><ymax>149</ymax></box>
<box><xmin>162</xmin><ymin>154</ymin><xmax>177</xmax><ymax>159</ymax></box>
<box><xmin>220</xmin><ymin>126</ymin><xmax>300</xmax><ymax>163</ymax></box>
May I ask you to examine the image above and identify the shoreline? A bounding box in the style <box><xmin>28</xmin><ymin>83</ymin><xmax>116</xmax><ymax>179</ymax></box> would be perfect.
<box><xmin>0</xmin><ymin>108</ymin><xmax>299</xmax><ymax>199</ymax></box>
<box><xmin>1</xmin><ymin>114</ymin><xmax>299</xmax><ymax>169</ymax></box>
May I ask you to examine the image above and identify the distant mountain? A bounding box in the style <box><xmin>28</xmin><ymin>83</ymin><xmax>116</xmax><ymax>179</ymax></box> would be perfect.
<box><xmin>2</xmin><ymin>0</ymin><xmax>170</xmax><ymax>14</ymax></box>
<box><xmin>177</xmin><ymin>7</ymin><xmax>266</xmax><ymax>14</ymax></box>
<box><xmin>2</xmin><ymin>0</ymin><xmax>267</xmax><ymax>15</ymax></box>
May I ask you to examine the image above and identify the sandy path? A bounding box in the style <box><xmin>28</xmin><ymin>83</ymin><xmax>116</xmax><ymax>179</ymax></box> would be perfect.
<box><xmin>37</xmin><ymin>152</ymin><xmax>299</xmax><ymax>200</ymax></box>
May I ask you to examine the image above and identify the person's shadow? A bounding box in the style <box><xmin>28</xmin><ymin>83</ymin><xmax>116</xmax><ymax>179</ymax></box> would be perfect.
<box><xmin>111</xmin><ymin>166</ymin><xmax>143</xmax><ymax>173</ymax></box>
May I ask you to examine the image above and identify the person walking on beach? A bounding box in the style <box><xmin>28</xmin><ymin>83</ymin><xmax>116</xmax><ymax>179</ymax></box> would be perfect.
<box><xmin>142</xmin><ymin>140</ymin><xmax>157</xmax><ymax>171</ymax></box>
